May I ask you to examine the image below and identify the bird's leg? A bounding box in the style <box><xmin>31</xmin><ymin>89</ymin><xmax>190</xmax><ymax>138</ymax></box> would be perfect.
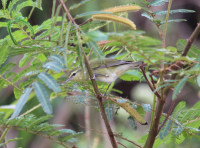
<box><xmin>104</xmin><ymin>83</ymin><xmax>111</xmax><ymax>96</ymax></box>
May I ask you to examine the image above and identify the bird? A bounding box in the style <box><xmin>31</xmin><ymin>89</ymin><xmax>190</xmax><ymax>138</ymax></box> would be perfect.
<box><xmin>65</xmin><ymin>58</ymin><xmax>143</xmax><ymax>93</ymax></box>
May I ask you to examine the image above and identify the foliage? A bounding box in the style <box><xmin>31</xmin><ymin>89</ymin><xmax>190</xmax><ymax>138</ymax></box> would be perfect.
<box><xmin>0</xmin><ymin>0</ymin><xmax>199</xmax><ymax>147</ymax></box>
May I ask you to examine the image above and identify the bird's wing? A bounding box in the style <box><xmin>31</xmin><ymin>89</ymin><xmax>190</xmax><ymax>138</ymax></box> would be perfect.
<box><xmin>91</xmin><ymin>58</ymin><xmax>133</xmax><ymax>70</ymax></box>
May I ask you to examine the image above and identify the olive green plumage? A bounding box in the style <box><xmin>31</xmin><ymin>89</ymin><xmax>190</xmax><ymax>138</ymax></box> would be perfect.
<box><xmin>66</xmin><ymin>58</ymin><xmax>143</xmax><ymax>83</ymax></box>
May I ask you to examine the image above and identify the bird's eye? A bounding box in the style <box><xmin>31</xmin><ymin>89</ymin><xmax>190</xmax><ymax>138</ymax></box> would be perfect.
<box><xmin>72</xmin><ymin>73</ymin><xmax>76</xmax><ymax>76</ymax></box>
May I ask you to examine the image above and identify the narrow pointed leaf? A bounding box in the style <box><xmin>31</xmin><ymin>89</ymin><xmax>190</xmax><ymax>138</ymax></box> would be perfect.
<box><xmin>49</xmin><ymin>54</ymin><xmax>65</xmax><ymax>66</ymax></box>
<box><xmin>14</xmin><ymin>88</ymin><xmax>22</xmax><ymax>100</ymax></box>
<box><xmin>38</xmin><ymin>72</ymin><xmax>61</xmax><ymax>92</ymax></box>
<box><xmin>15</xmin><ymin>1</ymin><xmax>42</xmax><ymax>14</ymax></box>
<box><xmin>69</xmin><ymin>0</ymin><xmax>95</xmax><ymax>11</ymax></box>
<box><xmin>32</xmin><ymin>81</ymin><xmax>52</xmax><ymax>114</ymax></box>
<box><xmin>142</xmin><ymin>104</ymin><xmax>151</xmax><ymax>112</ymax></box>
<box><xmin>150</xmin><ymin>0</ymin><xmax>169</xmax><ymax>6</ymax></box>
<box><xmin>172</xmin><ymin>76</ymin><xmax>189</xmax><ymax>100</ymax></box>
<box><xmin>7</xmin><ymin>21</ymin><xmax>18</xmax><ymax>45</ymax></box>
<box><xmin>2</xmin><ymin>0</ymin><xmax>8</xmax><ymax>10</ymax></box>
<box><xmin>43</xmin><ymin>62</ymin><xmax>66</xmax><ymax>73</ymax></box>
<box><xmin>8</xmin><ymin>0</ymin><xmax>20</xmax><ymax>12</ymax></box>
<box><xmin>0</xmin><ymin>63</ymin><xmax>17</xmax><ymax>75</ymax></box>
<box><xmin>11</xmin><ymin>88</ymin><xmax>32</xmax><ymax>118</ymax></box>
<box><xmin>154</xmin><ymin>9</ymin><xmax>195</xmax><ymax>15</ymax></box>
<box><xmin>0</xmin><ymin>46</ymin><xmax>9</xmax><ymax>67</ymax></box>
<box><xmin>19</xmin><ymin>53</ymin><xmax>33</xmax><ymax>67</ymax></box>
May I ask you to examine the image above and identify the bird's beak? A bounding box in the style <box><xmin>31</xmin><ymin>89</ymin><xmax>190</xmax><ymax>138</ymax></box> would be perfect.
<box><xmin>65</xmin><ymin>78</ymin><xmax>71</xmax><ymax>83</ymax></box>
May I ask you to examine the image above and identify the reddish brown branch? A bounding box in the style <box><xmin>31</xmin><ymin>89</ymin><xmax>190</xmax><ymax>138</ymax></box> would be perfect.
<box><xmin>114</xmin><ymin>134</ymin><xmax>142</xmax><ymax>148</ymax></box>
<box><xmin>181</xmin><ymin>23</ymin><xmax>200</xmax><ymax>56</ymax></box>
<box><xmin>158</xmin><ymin>100</ymin><xmax>175</xmax><ymax>132</ymax></box>
<box><xmin>59</xmin><ymin>1</ymin><xmax>118</xmax><ymax>147</ymax></box>
<box><xmin>139</xmin><ymin>64</ymin><xmax>162</xmax><ymax>100</ymax></box>
<box><xmin>144</xmin><ymin>22</ymin><xmax>200</xmax><ymax>148</ymax></box>
<box><xmin>117</xmin><ymin>142</ymin><xmax>127</xmax><ymax>148</ymax></box>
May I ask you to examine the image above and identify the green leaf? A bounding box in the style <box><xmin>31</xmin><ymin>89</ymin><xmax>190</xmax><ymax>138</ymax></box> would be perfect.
<box><xmin>105</xmin><ymin>107</ymin><xmax>113</xmax><ymax>122</ymax></box>
<box><xmin>69</xmin><ymin>0</ymin><xmax>95</xmax><ymax>11</ymax></box>
<box><xmin>86</xmin><ymin>31</ymin><xmax>108</xmax><ymax>42</ymax></box>
<box><xmin>19</xmin><ymin>53</ymin><xmax>33</xmax><ymax>67</ymax></box>
<box><xmin>159</xmin><ymin>120</ymin><xmax>173</xmax><ymax>139</ymax></box>
<box><xmin>19</xmin><ymin>78</ymin><xmax>34</xmax><ymax>89</ymax></box>
<box><xmin>0</xmin><ymin>46</ymin><xmax>9</xmax><ymax>67</ymax></box>
<box><xmin>7</xmin><ymin>21</ymin><xmax>18</xmax><ymax>45</ymax></box>
<box><xmin>43</xmin><ymin>62</ymin><xmax>67</xmax><ymax>73</ymax></box>
<box><xmin>141</xmin><ymin>12</ymin><xmax>153</xmax><ymax>20</ymax></box>
<box><xmin>26</xmin><ymin>115</ymin><xmax>53</xmax><ymax>130</ymax></box>
<box><xmin>76</xmin><ymin>45</ymin><xmax>85</xmax><ymax>72</ymax></box>
<box><xmin>87</xmin><ymin>41</ymin><xmax>105</xmax><ymax>61</ymax></box>
<box><xmin>12</xmin><ymin>63</ymin><xmax>41</xmax><ymax>83</ymax></box>
<box><xmin>49</xmin><ymin>54</ymin><xmax>65</xmax><ymax>66</ymax></box>
<box><xmin>5</xmin><ymin>72</ymin><xmax>16</xmax><ymax>79</ymax></box>
<box><xmin>120</xmin><ymin>70</ymin><xmax>142</xmax><ymax>81</ymax></box>
<box><xmin>0</xmin><ymin>63</ymin><xmax>17</xmax><ymax>75</ymax></box>
<box><xmin>75</xmin><ymin>11</ymin><xmax>112</xmax><ymax>19</ymax></box>
<box><xmin>21</xmin><ymin>19</ymin><xmax>35</xmax><ymax>38</ymax></box>
<box><xmin>153</xmin><ymin>83</ymin><xmax>172</xmax><ymax>93</ymax></box>
<box><xmin>0</xmin><ymin>138</ymin><xmax>22</xmax><ymax>147</ymax></box>
<box><xmin>154</xmin><ymin>9</ymin><xmax>195</xmax><ymax>15</ymax></box>
<box><xmin>150</xmin><ymin>0</ymin><xmax>169</xmax><ymax>6</ymax></box>
<box><xmin>1</xmin><ymin>0</ymin><xmax>8</xmax><ymax>10</ymax></box>
<box><xmin>142</xmin><ymin>104</ymin><xmax>151</xmax><ymax>112</ymax></box>
<box><xmin>172</xmin><ymin>101</ymin><xmax>186</xmax><ymax>116</ymax></box>
<box><xmin>127</xmin><ymin>116</ymin><xmax>137</xmax><ymax>130</ymax></box>
<box><xmin>172</xmin><ymin>76</ymin><xmax>189</xmax><ymax>100</ymax></box>
<box><xmin>32</xmin><ymin>81</ymin><xmax>52</xmax><ymax>114</ymax></box>
<box><xmin>38</xmin><ymin>72</ymin><xmax>61</xmax><ymax>92</ymax></box>
<box><xmin>11</xmin><ymin>88</ymin><xmax>32</xmax><ymax>118</ymax></box>
<box><xmin>8</xmin><ymin>0</ymin><xmax>20</xmax><ymax>12</ymax></box>
<box><xmin>160</xmin><ymin>19</ymin><xmax>186</xmax><ymax>25</ymax></box>
<box><xmin>15</xmin><ymin>0</ymin><xmax>42</xmax><ymax>15</ymax></box>
<box><xmin>14</xmin><ymin>88</ymin><xmax>22</xmax><ymax>100</ymax></box>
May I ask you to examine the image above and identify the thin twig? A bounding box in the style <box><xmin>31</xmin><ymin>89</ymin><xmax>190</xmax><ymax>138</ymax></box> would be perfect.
<box><xmin>182</xmin><ymin>23</ymin><xmax>200</xmax><ymax>56</ymax></box>
<box><xmin>78</xmin><ymin>124</ymin><xmax>108</xmax><ymax>135</ymax></box>
<box><xmin>139</xmin><ymin>64</ymin><xmax>161</xmax><ymax>100</ymax></box>
<box><xmin>59</xmin><ymin>1</ymin><xmax>118</xmax><ymax>147</ymax></box>
<box><xmin>144</xmin><ymin>21</ymin><xmax>200</xmax><ymax>148</ymax></box>
<box><xmin>158</xmin><ymin>100</ymin><xmax>175</xmax><ymax>132</ymax></box>
<box><xmin>117</xmin><ymin>142</ymin><xmax>127</xmax><ymax>148</ymax></box>
<box><xmin>79</xmin><ymin>18</ymin><xmax>93</xmax><ymax>27</ymax></box>
<box><xmin>114</xmin><ymin>134</ymin><xmax>142</xmax><ymax>148</ymax></box>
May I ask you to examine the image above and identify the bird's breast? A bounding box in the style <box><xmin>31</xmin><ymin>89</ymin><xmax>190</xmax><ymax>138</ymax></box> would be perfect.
<box><xmin>95</xmin><ymin>72</ymin><xmax>118</xmax><ymax>83</ymax></box>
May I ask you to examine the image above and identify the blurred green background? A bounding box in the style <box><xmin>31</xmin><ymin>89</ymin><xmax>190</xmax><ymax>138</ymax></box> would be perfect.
<box><xmin>0</xmin><ymin>0</ymin><xmax>200</xmax><ymax>147</ymax></box>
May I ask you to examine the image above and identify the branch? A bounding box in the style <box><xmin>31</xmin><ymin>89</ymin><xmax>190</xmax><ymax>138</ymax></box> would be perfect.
<box><xmin>144</xmin><ymin>22</ymin><xmax>200</xmax><ymax>148</ymax></box>
<box><xmin>59</xmin><ymin>1</ymin><xmax>118</xmax><ymax>147</ymax></box>
<box><xmin>139</xmin><ymin>63</ymin><xmax>162</xmax><ymax>100</ymax></box>
<box><xmin>114</xmin><ymin>134</ymin><xmax>142</xmax><ymax>148</ymax></box>
<box><xmin>158</xmin><ymin>100</ymin><xmax>175</xmax><ymax>132</ymax></box>
<box><xmin>181</xmin><ymin>23</ymin><xmax>200</xmax><ymax>56</ymax></box>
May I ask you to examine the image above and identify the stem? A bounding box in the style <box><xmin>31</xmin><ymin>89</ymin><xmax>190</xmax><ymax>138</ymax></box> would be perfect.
<box><xmin>158</xmin><ymin>100</ymin><xmax>175</xmax><ymax>132</ymax></box>
<box><xmin>144</xmin><ymin>22</ymin><xmax>200</xmax><ymax>148</ymax></box>
<box><xmin>150</xmin><ymin>94</ymin><xmax>156</xmax><ymax>129</ymax></box>
<box><xmin>114</xmin><ymin>134</ymin><xmax>142</xmax><ymax>148</ymax></box>
<box><xmin>59</xmin><ymin>1</ymin><xmax>118</xmax><ymax>147</ymax></box>
<box><xmin>162</xmin><ymin>0</ymin><xmax>173</xmax><ymax>48</ymax></box>
<box><xmin>0</xmin><ymin>128</ymin><xmax>9</xmax><ymax>143</ymax></box>
<box><xmin>181</xmin><ymin>23</ymin><xmax>200</xmax><ymax>56</ymax></box>
<box><xmin>0</xmin><ymin>126</ymin><xmax>70</xmax><ymax>148</ymax></box>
